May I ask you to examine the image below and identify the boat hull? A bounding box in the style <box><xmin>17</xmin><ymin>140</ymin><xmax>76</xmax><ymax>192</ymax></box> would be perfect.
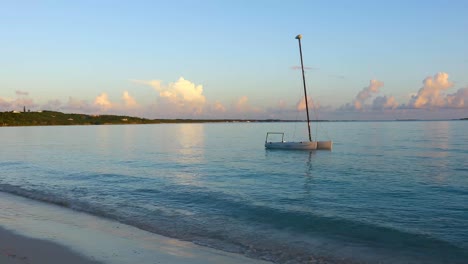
<box><xmin>317</xmin><ymin>140</ymin><xmax>333</xmax><ymax>150</ymax></box>
<box><xmin>265</xmin><ymin>141</ymin><xmax>317</xmax><ymax>150</ymax></box>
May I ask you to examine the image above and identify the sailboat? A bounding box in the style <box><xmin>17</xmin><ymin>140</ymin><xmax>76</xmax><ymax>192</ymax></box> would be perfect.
<box><xmin>265</xmin><ymin>34</ymin><xmax>333</xmax><ymax>150</ymax></box>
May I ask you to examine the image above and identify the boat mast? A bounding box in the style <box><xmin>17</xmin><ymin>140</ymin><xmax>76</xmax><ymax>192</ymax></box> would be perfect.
<box><xmin>295</xmin><ymin>34</ymin><xmax>312</xmax><ymax>142</ymax></box>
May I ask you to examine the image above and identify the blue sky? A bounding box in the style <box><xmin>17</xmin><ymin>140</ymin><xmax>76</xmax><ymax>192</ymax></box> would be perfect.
<box><xmin>1</xmin><ymin>0</ymin><xmax>467</xmax><ymax>120</ymax></box>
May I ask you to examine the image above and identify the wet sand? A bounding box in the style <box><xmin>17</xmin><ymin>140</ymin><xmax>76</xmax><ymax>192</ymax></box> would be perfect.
<box><xmin>0</xmin><ymin>192</ymin><xmax>270</xmax><ymax>264</ymax></box>
<box><xmin>0</xmin><ymin>227</ymin><xmax>101</xmax><ymax>264</ymax></box>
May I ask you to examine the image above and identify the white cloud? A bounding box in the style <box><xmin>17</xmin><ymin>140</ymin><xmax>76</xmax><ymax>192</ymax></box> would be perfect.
<box><xmin>408</xmin><ymin>72</ymin><xmax>454</xmax><ymax>108</ymax></box>
<box><xmin>133</xmin><ymin>77</ymin><xmax>207</xmax><ymax>117</ymax></box>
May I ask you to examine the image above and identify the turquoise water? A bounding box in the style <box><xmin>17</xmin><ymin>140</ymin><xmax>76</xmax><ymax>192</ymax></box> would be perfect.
<box><xmin>1</xmin><ymin>121</ymin><xmax>467</xmax><ymax>263</ymax></box>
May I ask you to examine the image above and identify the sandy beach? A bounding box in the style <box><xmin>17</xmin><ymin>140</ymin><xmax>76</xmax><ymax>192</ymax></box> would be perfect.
<box><xmin>0</xmin><ymin>192</ymin><xmax>270</xmax><ymax>264</ymax></box>
<box><xmin>0</xmin><ymin>227</ymin><xmax>101</xmax><ymax>264</ymax></box>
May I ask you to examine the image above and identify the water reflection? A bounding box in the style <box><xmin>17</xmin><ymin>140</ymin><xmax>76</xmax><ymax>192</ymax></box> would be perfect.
<box><xmin>167</xmin><ymin>124</ymin><xmax>205</xmax><ymax>186</ymax></box>
<box><xmin>303</xmin><ymin>151</ymin><xmax>315</xmax><ymax>197</ymax></box>
<box><xmin>422</xmin><ymin>121</ymin><xmax>450</xmax><ymax>158</ymax></box>
<box><xmin>420</xmin><ymin>122</ymin><xmax>451</xmax><ymax>183</ymax></box>
<box><xmin>264</xmin><ymin>149</ymin><xmax>316</xmax><ymax>197</ymax></box>
<box><xmin>174</xmin><ymin>124</ymin><xmax>205</xmax><ymax>164</ymax></box>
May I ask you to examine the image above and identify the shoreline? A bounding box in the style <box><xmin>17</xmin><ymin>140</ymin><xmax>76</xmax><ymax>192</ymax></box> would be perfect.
<box><xmin>1</xmin><ymin>110</ymin><xmax>466</xmax><ymax>127</ymax></box>
<box><xmin>0</xmin><ymin>227</ymin><xmax>101</xmax><ymax>264</ymax></box>
<box><xmin>0</xmin><ymin>191</ymin><xmax>270</xmax><ymax>264</ymax></box>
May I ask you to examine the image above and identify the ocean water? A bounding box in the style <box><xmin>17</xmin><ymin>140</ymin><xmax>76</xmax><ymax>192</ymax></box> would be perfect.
<box><xmin>0</xmin><ymin>121</ymin><xmax>467</xmax><ymax>264</ymax></box>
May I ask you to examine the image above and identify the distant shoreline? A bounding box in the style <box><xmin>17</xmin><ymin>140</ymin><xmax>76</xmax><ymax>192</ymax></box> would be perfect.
<box><xmin>0</xmin><ymin>110</ymin><xmax>467</xmax><ymax>127</ymax></box>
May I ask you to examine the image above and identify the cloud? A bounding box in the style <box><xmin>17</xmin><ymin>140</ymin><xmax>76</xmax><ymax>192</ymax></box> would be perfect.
<box><xmin>42</xmin><ymin>99</ymin><xmax>62</xmax><ymax>110</ymax></box>
<box><xmin>4</xmin><ymin>71</ymin><xmax>465</xmax><ymax>120</ymax></box>
<box><xmin>16</xmin><ymin>90</ymin><xmax>29</xmax><ymax>96</ymax></box>
<box><xmin>0</xmin><ymin>97</ymin><xmax>12</xmax><ymax>110</ymax></box>
<box><xmin>39</xmin><ymin>92</ymin><xmax>141</xmax><ymax>115</ymax></box>
<box><xmin>355</xmin><ymin>79</ymin><xmax>384</xmax><ymax>109</ymax></box>
<box><xmin>291</xmin><ymin>66</ymin><xmax>316</xmax><ymax>71</ymax></box>
<box><xmin>400</xmin><ymin>72</ymin><xmax>467</xmax><ymax>109</ymax></box>
<box><xmin>340</xmin><ymin>79</ymin><xmax>386</xmax><ymax>111</ymax></box>
<box><xmin>277</xmin><ymin>99</ymin><xmax>287</xmax><ymax>109</ymax></box>
<box><xmin>0</xmin><ymin>96</ymin><xmax>37</xmax><ymax>111</ymax></box>
<box><xmin>212</xmin><ymin>101</ymin><xmax>226</xmax><ymax>112</ymax></box>
<box><xmin>296</xmin><ymin>96</ymin><xmax>316</xmax><ymax>111</ymax></box>
<box><xmin>235</xmin><ymin>96</ymin><xmax>250</xmax><ymax>112</ymax></box>
<box><xmin>372</xmin><ymin>95</ymin><xmax>398</xmax><ymax>110</ymax></box>
<box><xmin>160</xmin><ymin>77</ymin><xmax>205</xmax><ymax>104</ymax></box>
<box><xmin>63</xmin><ymin>97</ymin><xmax>95</xmax><ymax>113</ymax></box>
<box><xmin>122</xmin><ymin>91</ymin><xmax>137</xmax><ymax>108</ymax></box>
<box><xmin>408</xmin><ymin>72</ymin><xmax>454</xmax><ymax>108</ymax></box>
<box><xmin>131</xmin><ymin>79</ymin><xmax>162</xmax><ymax>91</ymax></box>
<box><xmin>133</xmin><ymin>77</ymin><xmax>206</xmax><ymax>117</ymax></box>
<box><xmin>94</xmin><ymin>93</ymin><xmax>112</xmax><ymax>110</ymax></box>
<box><xmin>445</xmin><ymin>87</ymin><xmax>468</xmax><ymax>108</ymax></box>
<box><xmin>133</xmin><ymin>78</ymin><xmax>205</xmax><ymax>104</ymax></box>
<box><xmin>334</xmin><ymin>72</ymin><xmax>467</xmax><ymax>119</ymax></box>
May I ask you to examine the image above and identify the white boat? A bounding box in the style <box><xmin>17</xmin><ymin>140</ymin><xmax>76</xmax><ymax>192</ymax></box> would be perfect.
<box><xmin>265</xmin><ymin>34</ymin><xmax>332</xmax><ymax>151</ymax></box>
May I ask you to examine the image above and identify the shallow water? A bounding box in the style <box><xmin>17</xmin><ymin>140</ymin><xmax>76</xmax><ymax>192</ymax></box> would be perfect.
<box><xmin>1</xmin><ymin>121</ymin><xmax>467</xmax><ymax>263</ymax></box>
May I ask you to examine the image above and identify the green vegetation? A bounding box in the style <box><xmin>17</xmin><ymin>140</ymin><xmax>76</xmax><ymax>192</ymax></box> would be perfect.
<box><xmin>0</xmin><ymin>110</ymin><xmax>270</xmax><ymax>127</ymax></box>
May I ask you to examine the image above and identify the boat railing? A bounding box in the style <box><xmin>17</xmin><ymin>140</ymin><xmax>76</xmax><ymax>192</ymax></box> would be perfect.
<box><xmin>265</xmin><ymin>132</ymin><xmax>285</xmax><ymax>143</ymax></box>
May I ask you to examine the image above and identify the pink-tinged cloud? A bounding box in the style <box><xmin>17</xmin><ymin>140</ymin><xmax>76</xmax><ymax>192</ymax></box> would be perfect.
<box><xmin>0</xmin><ymin>96</ymin><xmax>37</xmax><ymax>111</ymax></box>
<box><xmin>42</xmin><ymin>99</ymin><xmax>62</xmax><ymax>110</ymax></box>
<box><xmin>63</xmin><ymin>97</ymin><xmax>95</xmax><ymax>113</ymax></box>
<box><xmin>339</xmin><ymin>79</ymin><xmax>386</xmax><ymax>111</ymax></box>
<box><xmin>372</xmin><ymin>95</ymin><xmax>398</xmax><ymax>110</ymax></box>
<box><xmin>122</xmin><ymin>91</ymin><xmax>137</xmax><ymax>108</ymax></box>
<box><xmin>296</xmin><ymin>96</ymin><xmax>316</xmax><ymax>111</ymax></box>
<box><xmin>212</xmin><ymin>101</ymin><xmax>226</xmax><ymax>112</ymax></box>
<box><xmin>355</xmin><ymin>79</ymin><xmax>384</xmax><ymax>110</ymax></box>
<box><xmin>0</xmin><ymin>97</ymin><xmax>12</xmax><ymax>110</ymax></box>
<box><xmin>408</xmin><ymin>72</ymin><xmax>454</xmax><ymax>108</ymax></box>
<box><xmin>235</xmin><ymin>96</ymin><xmax>249</xmax><ymax>112</ymax></box>
<box><xmin>277</xmin><ymin>99</ymin><xmax>287</xmax><ymax>109</ymax></box>
<box><xmin>94</xmin><ymin>93</ymin><xmax>112</xmax><ymax>110</ymax></box>
<box><xmin>445</xmin><ymin>87</ymin><xmax>468</xmax><ymax>108</ymax></box>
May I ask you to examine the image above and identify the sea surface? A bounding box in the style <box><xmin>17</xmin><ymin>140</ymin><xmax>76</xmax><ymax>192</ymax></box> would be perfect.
<box><xmin>1</xmin><ymin>121</ymin><xmax>467</xmax><ymax>264</ymax></box>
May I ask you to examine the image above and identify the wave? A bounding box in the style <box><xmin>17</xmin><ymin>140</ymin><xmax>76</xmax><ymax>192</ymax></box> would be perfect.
<box><xmin>1</xmin><ymin>183</ymin><xmax>467</xmax><ymax>264</ymax></box>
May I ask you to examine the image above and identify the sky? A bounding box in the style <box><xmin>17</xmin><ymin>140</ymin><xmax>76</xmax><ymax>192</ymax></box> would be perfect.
<box><xmin>1</xmin><ymin>0</ymin><xmax>467</xmax><ymax>120</ymax></box>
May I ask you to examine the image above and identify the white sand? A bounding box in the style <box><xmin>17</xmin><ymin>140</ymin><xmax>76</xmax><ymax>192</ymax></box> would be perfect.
<box><xmin>0</xmin><ymin>192</ymin><xmax>270</xmax><ymax>264</ymax></box>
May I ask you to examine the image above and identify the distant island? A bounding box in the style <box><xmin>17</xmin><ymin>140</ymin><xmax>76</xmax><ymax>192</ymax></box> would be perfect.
<box><xmin>1</xmin><ymin>110</ymin><xmax>467</xmax><ymax>127</ymax></box>
<box><xmin>0</xmin><ymin>110</ymin><xmax>284</xmax><ymax>126</ymax></box>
